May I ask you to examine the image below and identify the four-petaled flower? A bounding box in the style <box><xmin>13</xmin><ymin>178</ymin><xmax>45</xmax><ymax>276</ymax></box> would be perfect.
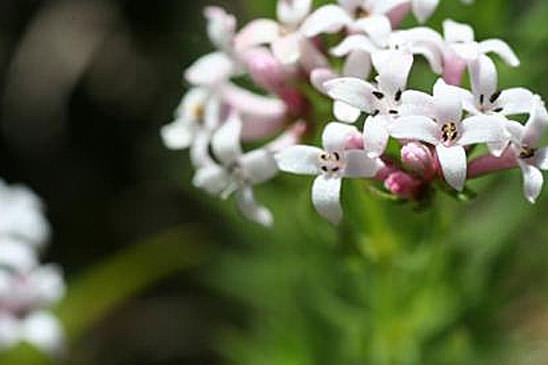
<box><xmin>391</xmin><ymin>79</ymin><xmax>506</xmax><ymax>191</ymax></box>
<box><xmin>276</xmin><ymin>122</ymin><xmax>384</xmax><ymax>224</ymax></box>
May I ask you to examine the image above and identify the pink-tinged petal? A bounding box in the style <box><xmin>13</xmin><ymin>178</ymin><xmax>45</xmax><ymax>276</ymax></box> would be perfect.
<box><xmin>353</xmin><ymin>15</ymin><xmax>392</xmax><ymax>47</ymax></box>
<box><xmin>331</xmin><ymin>34</ymin><xmax>378</xmax><ymax>57</ymax></box>
<box><xmin>184</xmin><ymin>52</ymin><xmax>234</xmax><ymax>86</ymax></box>
<box><xmin>436</xmin><ymin>144</ymin><xmax>467</xmax><ymax>191</ymax></box>
<box><xmin>400</xmin><ymin>90</ymin><xmax>435</xmax><ymax>117</ymax></box>
<box><xmin>363</xmin><ymin>115</ymin><xmax>390</xmax><ymax>158</ymax></box>
<box><xmin>498</xmin><ymin>88</ymin><xmax>534</xmax><ymax>116</ymax></box>
<box><xmin>240</xmin><ymin>149</ymin><xmax>279</xmax><ymax>185</ymax></box>
<box><xmin>22</xmin><ymin>311</ymin><xmax>65</xmax><ymax>355</ymax></box>
<box><xmin>443</xmin><ymin>19</ymin><xmax>474</xmax><ymax>43</ymax></box>
<box><xmin>534</xmin><ymin>147</ymin><xmax>548</xmax><ymax>171</ymax></box>
<box><xmin>387</xmin><ymin>3</ymin><xmax>411</xmax><ymax>28</ymax></box>
<box><xmin>344</xmin><ymin>150</ymin><xmax>385</xmax><ymax>178</ymax></box>
<box><xmin>277</xmin><ymin>0</ymin><xmax>312</xmax><ymax>27</ymax></box>
<box><xmin>236</xmin><ymin>186</ymin><xmax>273</xmax><ymax>227</ymax></box>
<box><xmin>272</xmin><ymin>32</ymin><xmax>301</xmax><ymax>65</ymax></box>
<box><xmin>310</xmin><ymin>67</ymin><xmax>338</xmax><ymax>93</ymax></box>
<box><xmin>301</xmin><ymin>5</ymin><xmax>353</xmax><ymax>37</ymax></box>
<box><xmin>266</xmin><ymin>121</ymin><xmax>307</xmax><ymax>153</ymax></box>
<box><xmin>204</xmin><ymin>6</ymin><xmax>236</xmax><ymax>51</ymax></box>
<box><xmin>334</xmin><ymin>101</ymin><xmax>361</xmax><ymax>123</ymax></box>
<box><xmin>384</xmin><ymin>171</ymin><xmax>423</xmax><ymax>199</ymax></box>
<box><xmin>234</xmin><ymin>19</ymin><xmax>280</xmax><ymax>51</ymax></box>
<box><xmin>468</xmin><ymin>149</ymin><xmax>517</xmax><ymax>178</ymax></box>
<box><xmin>401</xmin><ymin>142</ymin><xmax>436</xmax><ymax>179</ymax></box>
<box><xmin>322</xmin><ymin>122</ymin><xmax>359</xmax><ymax>152</ymax></box>
<box><xmin>371</xmin><ymin>0</ymin><xmax>409</xmax><ymax>15</ymax></box>
<box><xmin>390</xmin><ymin>116</ymin><xmax>439</xmax><ymax>144</ymax></box>
<box><xmin>312</xmin><ymin>175</ymin><xmax>343</xmax><ymax>224</ymax></box>
<box><xmin>433</xmin><ymin>78</ymin><xmax>463</xmax><ymax>124</ymax></box>
<box><xmin>212</xmin><ymin>112</ymin><xmax>242</xmax><ymax>165</ymax></box>
<box><xmin>469</xmin><ymin>55</ymin><xmax>498</xmax><ymax>103</ymax></box>
<box><xmin>298</xmin><ymin>37</ymin><xmax>329</xmax><ymax>72</ymax></box>
<box><xmin>411</xmin><ymin>0</ymin><xmax>440</xmax><ymax>23</ymax></box>
<box><xmin>324</xmin><ymin>77</ymin><xmax>377</xmax><ymax>113</ymax></box>
<box><xmin>193</xmin><ymin>164</ymin><xmax>229</xmax><ymax>195</ymax></box>
<box><xmin>275</xmin><ymin>145</ymin><xmax>322</xmax><ymax>175</ymax></box>
<box><xmin>442</xmin><ymin>49</ymin><xmax>467</xmax><ymax>86</ymax></box>
<box><xmin>243</xmin><ymin>47</ymin><xmax>290</xmax><ymax>93</ymax></box>
<box><xmin>459</xmin><ymin>115</ymin><xmax>505</xmax><ymax>146</ymax></box>
<box><xmin>523</xmin><ymin>95</ymin><xmax>548</xmax><ymax>147</ymax></box>
<box><xmin>160</xmin><ymin>118</ymin><xmax>196</xmax><ymax>150</ymax></box>
<box><xmin>343</xmin><ymin>50</ymin><xmax>372</xmax><ymax>78</ymax></box>
<box><xmin>372</xmin><ymin>49</ymin><xmax>413</xmax><ymax>95</ymax></box>
<box><xmin>519</xmin><ymin>161</ymin><xmax>543</xmax><ymax>203</ymax></box>
<box><xmin>479</xmin><ymin>39</ymin><xmax>520</xmax><ymax>67</ymax></box>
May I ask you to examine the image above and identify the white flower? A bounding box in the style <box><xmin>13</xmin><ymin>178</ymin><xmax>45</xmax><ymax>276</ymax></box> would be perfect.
<box><xmin>193</xmin><ymin>113</ymin><xmax>279</xmax><ymax>226</ymax></box>
<box><xmin>443</xmin><ymin>19</ymin><xmax>520</xmax><ymax>67</ymax></box>
<box><xmin>505</xmin><ymin>96</ymin><xmax>548</xmax><ymax>203</ymax></box>
<box><xmin>0</xmin><ymin>181</ymin><xmax>50</xmax><ymax>248</ymax></box>
<box><xmin>0</xmin><ymin>238</ymin><xmax>38</xmax><ymax>272</ymax></box>
<box><xmin>391</xmin><ymin>79</ymin><xmax>506</xmax><ymax>191</ymax></box>
<box><xmin>235</xmin><ymin>0</ymin><xmax>327</xmax><ymax>71</ymax></box>
<box><xmin>324</xmin><ymin>49</ymin><xmax>432</xmax><ymax>157</ymax></box>
<box><xmin>276</xmin><ymin>122</ymin><xmax>384</xmax><ymax>224</ymax></box>
<box><xmin>0</xmin><ymin>264</ymin><xmax>66</xmax><ymax>355</ymax></box>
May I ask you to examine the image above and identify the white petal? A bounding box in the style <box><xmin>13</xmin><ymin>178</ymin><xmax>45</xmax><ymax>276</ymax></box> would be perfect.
<box><xmin>338</xmin><ymin>0</ymin><xmax>363</xmax><ymax>14</ymax></box>
<box><xmin>22</xmin><ymin>311</ymin><xmax>65</xmax><ymax>355</ymax></box>
<box><xmin>451</xmin><ymin>42</ymin><xmax>480</xmax><ymax>62</ymax></box>
<box><xmin>353</xmin><ymin>15</ymin><xmax>392</xmax><ymax>47</ymax></box>
<box><xmin>324</xmin><ymin>77</ymin><xmax>377</xmax><ymax>113</ymax></box>
<box><xmin>436</xmin><ymin>144</ymin><xmax>467</xmax><ymax>191</ymax></box>
<box><xmin>212</xmin><ymin>112</ymin><xmax>243</xmax><ymax>165</ymax></box>
<box><xmin>412</xmin><ymin>0</ymin><xmax>440</xmax><ymax>23</ymax></box>
<box><xmin>523</xmin><ymin>96</ymin><xmax>548</xmax><ymax>147</ymax></box>
<box><xmin>487</xmin><ymin>141</ymin><xmax>510</xmax><ymax>158</ymax></box>
<box><xmin>312</xmin><ymin>175</ymin><xmax>343</xmax><ymax>224</ymax></box>
<box><xmin>372</xmin><ymin>49</ymin><xmax>413</xmax><ymax>96</ymax></box>
<box><xmin>343</xmin><ymin>50</ymin><xmax>372</xmax><ymax>79</ymax></box>
<box><xmin>234</xmin><ymin>19</ymin><xmax>280</xmax><ymax>51</ymax></box>
<box><xmin>175</xmin><ymin>87</ymin><xmax>209</xmax><ymax>121</ymax></box>
<box><xmin>275</xmin><ymin>145</ymin><xmax>322</xmax><ymax>175</ymax></box>
<box><xmin>363</xmin><ymin>115</ymin><xmax>390</xmax><ymax>157</ymax></box>
<box><xmin>184</xmin><ymin>52</ymin><xmax>234</xmax><ymax>86</ymax></box>
<box><xmin>190</xmin><ymin>131</ymin><xmax>213</xmax><ymax>168</ymax></box>
<box><xmin>203</xmin><ymin>96</ymin><xmax>222</xmax><ymax>131</ymax></box>
<box><xmin>391</xmin><ymin>116</ymin><xmax>439</xmax><ymax>144</ymax></box>
<box><xmin>399</xmin><ymin>90</ymin><xmax>435</xmax><ymax>117</ymax></box>
<box><xmin>459</xmin><ymin>115</ymin><xmax>505</xmax><ymax>146</ymax></box>
<box><xmin>277</xmin><ymin>0</ymin><xmax>312</xmax><ymax>27</ymax></box>
<box><xmin>498</xmin><ymin>88</ymin><xmax>534</xmax><ymax>116</ymax></box>
<box><xmin>534</xmin><ymin>147</ymin><xmax>548</xmax><ymax>170</ymax></box>
<box><xmin>298</xmin><ymin>36</ymin><xmax>329</xmax><ymax>71</ymax></box>
<box><xmin>469</xmin><ymin>55</ymin><xmax>498</xmax><ymax>103</ymax></box>
<box><xmin>301</xmin><ymin>5</ymin><xmax>353</xmax><ymax>37</ymax></box>
<box><xmin>0</xmin><ymin>239</ymin><xmax>38</xmax><ymax>271</ymax></box>
<box><xmin>480</xmin><ymin>39</ymin><xmax>520</xmax><ymax>67</ymax></box>
<box><xmin>331</xmin><ymin>34</ymin><xmax>378</xmax><ymax>57</ymax></box>
<box><xmin>334</xmin><ymin>101</ymin><xmax>361</xmax><ymax>123</ymax></box>
<box><xmin>272</xmin><ymin>32</ymin><xmax>301</xmax><ymax>65</ymax></box>
<box><xmin>410</xmin><ymin>44</ymin><xmax>443</xmax><ymax>74</ymax></box>
<box><xmin>239</xmin><ymin>149</ymin><xmax>279</xmax><ymax>185</ymax></box>
<box><xmin>30</xmin><ymin>264</ymin><xmax>66</xmax><ymax>306</ymax></box>
<box><xmin>0</xmin><ymin>314</ymin><xmax>20</xmax><ymax>350</ymax></box>
<box><xmin>344</xmin><ymin>150</ymin><xmax>385</xmax><ymax>178</ymax></box>
<box><xmin>310</xmin><ymin>67</ymin><xmax>337</xmax><ymax>93</ymax></box>
<box><xmin>519</xmin><ymin>161</ymin><xmax>543</xmax><ymax>203</ymax></box>
<box><xmin>322</xmin><ymin>122</ymin><xmax>359</xmax><ymax>152</ymax></box>
<box><xmin>443</xmin><ymin>19</ymin><xmax>475</xmax><ymax>43</ymax></box>
<box><xmin>433</xmin><ymin>78</ymin><xmax>463</xmax><ymax>123</ymax></box>
<box><xmin>204</xmin><ymin>6</ymin><xmax>236</xmax><ymax>52</ymax></box>
<box><xmin>193</xmin><ymin>164</ymin><xmax>230</xmax><ymax>195</ymax></box>
<box><xmin>160</xmin><ymin>118</ymin><xmax>196</xmax><ymax>150</ymax></box>
<box><xmin>236</xmin><ymin>186</ymin><xmax>273</xmax><ymax>227</ymax></box>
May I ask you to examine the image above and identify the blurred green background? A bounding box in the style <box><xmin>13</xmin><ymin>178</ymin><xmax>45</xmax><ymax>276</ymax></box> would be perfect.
<box><xmin>1</xmin><ymin>0</ymin><xmax>548</xmax><ymax>364</ymax></box>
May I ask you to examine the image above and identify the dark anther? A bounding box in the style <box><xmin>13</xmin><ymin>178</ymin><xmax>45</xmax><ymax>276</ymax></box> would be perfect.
<box><xmin>479</xmin><ymin>94</ymin><xmax>484</xmax><ymax>104</ymax></box>
<box><xmin>372</xmin><ymin>109</ymin><xmax>380</xmax><ymax>116</ymax></box>
<box><xmin>372</xmin><ymin>91</ymin><xmax>384</xmax><ymax>100</ymax></box>
<box><xmin>395</xmin><ymin>89</ymin><xmax>402</xmax><ymax>102</ymax></box>
<box><xmin>490</xmin><ymin>91</ymin><xmax>502</xmax><ymax>104</ymax></box>
<box><xmin>493</xmin><ymin>107</ymin><xmax>504</xmax><ymax>113</ymax></box>
<box><xmin>389</xmin><ymin>110</ymin><xmax>398</xmax><ymax>115</ymax></box>
<box><xmin>331</xmin><ymin>167</ymin><xmax>340</xmax><ymax>172</ymax></box>
<box><xmin>333</xmin><ymin>152</ymin><xmax>340</xmax><ymax>161</ymax></box>
<box><xmin>321</xmin><ymin>166</ymin><xmax>328</xmax><ymax>172</ymax></box>
<box><xmin>519</xmin><ymin>146</ymin><xmax>536</xmax><ymax>159</ymax></box>
<box><xmin>320</xmin><ymin>153</ymin><xmax>328</xmax><ymax>160</ymax></box>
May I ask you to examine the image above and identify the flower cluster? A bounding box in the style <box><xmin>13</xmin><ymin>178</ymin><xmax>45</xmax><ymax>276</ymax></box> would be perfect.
<box><xmin>0</xmin><ymin>180</ymin><xmax>66</xmax><ymax>355</ymax></box>
<box><xmin>163</xmin><ymin>0</ymin><xmax>548</xmax><ymax>225</ymax></box>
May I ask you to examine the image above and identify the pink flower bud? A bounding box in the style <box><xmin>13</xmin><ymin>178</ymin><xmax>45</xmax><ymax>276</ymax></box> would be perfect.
<box><xmin>442</xmin><ymin>50</ymin><xmax>467</xmax><ymax>86</ymax></box>
<box><xmin>384</xmin><ymin>172</ymin><xmax>423</xmax><ymax>200</ymax></box>
<box><xmin>345</xmin><ymin>131</ymin><xmax>364</xmax><ymax>150</ymax></box>
<box><xmin>387</xmin><ymin>3</ymin><xmax>411</xmax><ymax>29</ymax></box>
<box><xmin>401</xmin><ymin>142</ymin><xmax>436</xmax><ymax>180</ymax></box>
